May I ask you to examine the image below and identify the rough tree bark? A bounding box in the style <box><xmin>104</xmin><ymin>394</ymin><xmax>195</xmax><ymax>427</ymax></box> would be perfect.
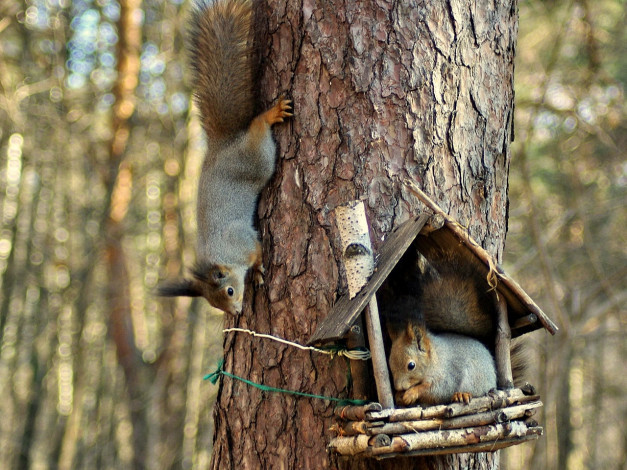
<box><xmin>210</xmin><ymin>0</ymin><xmax>516</xmax><ymax>469</ymax></box>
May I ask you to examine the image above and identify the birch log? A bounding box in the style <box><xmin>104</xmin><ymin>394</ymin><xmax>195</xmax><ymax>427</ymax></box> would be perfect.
<box><xmin>367</xmin><ymin>388</ymin><xmax>539</xmax><ymax>421</ymax></box>
<box><xmin>335</xmin><ymin>200</ymin><xmax>394</xmax><ymax>409</ymax></box>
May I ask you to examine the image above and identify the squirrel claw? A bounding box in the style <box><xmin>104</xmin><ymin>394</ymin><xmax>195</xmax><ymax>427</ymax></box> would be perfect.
<box><xmin>280</xmin><ymin>100</ymin><xmax>293</xmax><ymax>116</ymax></box>
<box><xmin>253</xmin><ymin>265</ymin><xmax>265</xmax><ymax>288</ymax></box>
<box><xmin>264</xmin><ymin>97</ymin><xmax>293</xmax><ymax>124</ymax></box>
<box><xmin>452</xmin><ymin>392</ymin><xmax>472</xmax><ymax>404</ymax></box>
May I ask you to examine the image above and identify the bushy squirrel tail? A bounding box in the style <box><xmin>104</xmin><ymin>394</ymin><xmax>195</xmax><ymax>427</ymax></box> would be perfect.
<box><xmin>510</xmin><ymin>339</ymin><xmax>529</xmax><ymax>388</ymax></box>
<box><xmin>190</xmin><ymin>0</ymin><xmax>255</xmax><ymax>141</ymax></box>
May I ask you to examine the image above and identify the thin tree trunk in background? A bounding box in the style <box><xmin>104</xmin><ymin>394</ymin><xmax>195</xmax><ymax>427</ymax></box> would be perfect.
<box><xmin>104</xmin><ymin>0</ymin><xmax>144</xmax><ymax>467</ymax></box>
<box><xmin>209</xmin><ymin>0</ymin><xmax>516</xmax><ymax>468</ymax></box>
<box><xmin>528</xmin><ymin>342</ymin><xmax>547</xmax><ymax>470</ymax></box>
<box><xmin>620</xmin><ymin>332</ymin><xmax>627</xmax><ymax>470</ymax></box>
<box><xmin>555</xmin><ymin>292</ymin><xmax>578</xmax><ymax>470</ymax></box>
<box><xmin>555</xmin><ymin>342</ymin><xmax>573</xmax><ymax>470</ymax></box>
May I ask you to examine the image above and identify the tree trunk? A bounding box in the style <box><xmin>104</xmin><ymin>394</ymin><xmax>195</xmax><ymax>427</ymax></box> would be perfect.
<box><xmin>210</xmin><ymin>0</ymin><xmax>516</xmax><ymax>468</ymax></box>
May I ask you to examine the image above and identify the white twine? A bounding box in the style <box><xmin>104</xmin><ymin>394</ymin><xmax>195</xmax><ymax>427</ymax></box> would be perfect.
<box><xmin>223</xmin><ymin>327</ymin><xmax>371</xmax><ymax>361</ymax></box>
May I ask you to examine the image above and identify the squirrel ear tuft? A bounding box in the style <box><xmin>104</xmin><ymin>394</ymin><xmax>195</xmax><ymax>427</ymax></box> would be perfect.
<box><xmin>193</xmin><ymin>264</ymin><xmax>228</xmax><ymax>286</ymax></box>
<box><xmin>210</xmin><ymin>269</ymin><xmax>227</xmax><ymax>283</ymax></box>
<box><xmin>411</xmin><ymin>322</ymin><xmax>430</xmax><ymax>352</ymax></box>
<box><xmin>157</xmin><ymin>279</ymin><xmax>202</xmax><ymax>297</ymax></box>
<box><xmin>408</xmin><ymin>322</ymin><xmax>425</xmax><ymax>344</ymax></box>
<box><xmin>406</xmin><ymin>322</ymin><xmax>416</xmax><ymax>341</ymax></box>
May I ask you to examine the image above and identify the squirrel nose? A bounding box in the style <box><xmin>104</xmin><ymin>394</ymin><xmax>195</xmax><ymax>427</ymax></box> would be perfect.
<box><xmin>230</xmin><ymin>301</ymin><xmax>242</xmax><ymax>315</ymax></box>
<box><xmin>394</xmin><ymin>379</ymin><xmax>407</xmax><ymax>391</ymax></box>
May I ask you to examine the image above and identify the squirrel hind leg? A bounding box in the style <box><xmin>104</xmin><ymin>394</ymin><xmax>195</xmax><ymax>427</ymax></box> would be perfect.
<box><xmin>261</xmin><ymin>97</ymin><xmax>293</xmax><ymax>126</ymax></box>
<box><xmin>246</xmin><ymin>98</ymin><xmax>292</xmax><ymax>151</ymax></box>
<box><xmin>252</xmin><ymin>266</ymin><xmax>265</xmax><ymax>288</ymax></box>
<box><xmin>249</xmin><ymin>240</ymin><xmax>265</xmax><ymax>288</ymax></box>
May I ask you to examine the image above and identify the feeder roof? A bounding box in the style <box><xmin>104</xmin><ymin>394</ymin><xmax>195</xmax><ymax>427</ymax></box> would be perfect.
<box><xmin>308</xmin><ymin>213</ymin><xmax>558</xmax><ymax>346</ymax></box>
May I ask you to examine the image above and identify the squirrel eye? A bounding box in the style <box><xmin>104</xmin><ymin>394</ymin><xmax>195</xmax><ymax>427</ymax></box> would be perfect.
<box><xmin>226</xmin><ymin>287</ymin><xmax>234</xmax><ymax>297</ymax></box>
<box><xmin>407</xmin><ymin>361</ymin><xmax>416</xmax><ymax>371</ymax></box>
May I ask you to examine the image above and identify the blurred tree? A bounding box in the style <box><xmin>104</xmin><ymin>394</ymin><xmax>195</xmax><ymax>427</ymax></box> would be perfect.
<box><xmin>502</xmin><ymin>0</ymin><xmax>626</xmax><ymax>469</ymax></box>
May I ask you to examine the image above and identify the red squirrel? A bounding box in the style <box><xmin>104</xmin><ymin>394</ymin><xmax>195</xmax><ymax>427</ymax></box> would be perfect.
<box><xmin>385</xmin><ymin>296</ymin><xmax>497</xmax><ymax>406</ymax></box>
<box><xmin>159</xmin><ymin>0</ymin><xmax>291</xmax><ymax>314</ymax></box>
<box><xmin>382</xmin><ymin>249</ymin><xmax>523</xmax><ymax>406</ymax></box>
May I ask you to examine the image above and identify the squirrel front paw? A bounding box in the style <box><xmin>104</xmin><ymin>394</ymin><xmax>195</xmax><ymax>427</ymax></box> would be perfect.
<box><xmin>398</xmin><ymin>389</ymin><xmax>420</xmax><ymax>406</ymax></box>
<box><xmin>396</xmin><ymin>386</ymin><xmax>422</xmax><ymax>406</ymax></box>
<box><xmin>394</xmin><ymin>390</ymin><xmax>407</xmax><ymax>405</ymax></box>
<box><xmin>395</xmin><ymin>382</ymin><xmax>433</xmax><ymax>407</ymax></box>
<box><xmin>452</xmin><ymin>392</ymin><xmax>472</xmax><ymax>404</ymax></box>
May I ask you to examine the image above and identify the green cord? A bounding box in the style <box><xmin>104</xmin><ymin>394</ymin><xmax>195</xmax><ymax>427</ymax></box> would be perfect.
<box><xmin>204</xmin><ymin>359</ymin><xmax>368</xmax><ymax>406</ymax></box>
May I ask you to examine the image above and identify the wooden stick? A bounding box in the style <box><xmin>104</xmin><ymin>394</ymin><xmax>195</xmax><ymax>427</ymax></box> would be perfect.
<box><xmin>367</xmin><ymin>388</ymin><xmax>539</xmax><ymax>422</ymax></box>
<box><xmin>330</xmin><ymin>421</ymin><xmax>542</xmax><ymax>457</ymax></box>
<box><xmin>370</xmin><ymin>402</ymin><xmax>540</xmax><ymax>435</ymax></box>
<box><xmin>333</xmin><ymin>435</ymin><xmax>542</xmax><ymax>459</ymax></box>
<box><xmin>336</xmin><ymin>401</ymin><xmax>542</xmax><ymax>436</ymax></box>
<box><xmin>512</xmin><ymin>313</ymin><xmax>538</xmax><ymax>330</ymax></box>
<box><xmin>334</xmin><ymin>201</ymin><xmax>375</xmax><ymax>299</ymax></box>
<box><xmin>404</xmin><ymin>180</ymin><xmax>558</xmax><ymax>335</ymax></box>
<box><xmin>329</xmin><ymin>434</ymin><xmax>369</xmax><ymax>456</ymax></box>
<box><xmin>330</xmin><ymin>420</ymin><xmax>370</xmax><ymax>436</ymax></box>
<box><xmin>346</xmin><ymin>321</ymin><xmax>369</xmax><ymax>400</ymax></box>
<box><xmin>334</xmin><ymin>402</ymin><xmax>382</xmax><ymax>421</ymax></box>
<box><xmin>370</xmin><ymin>434</ymin><xmax>391</xmax><ymax>448</ymax></box>
<box><xmin>494</xmin><ymin>293</ymin><xmax>514</xmax><ymax>389</ymax></box>
<box><xmin>377</xmin><ymin>421</ymin><xmax>539</xmax><ymax>454</ymax></box>
<box><xmin>334</xmin><ymin>200</ymin><xmax>394</xmax><ymax>409</ymax></box>
<box><xmin>364</xmin><ymin>296</ymin><xmax>394</xmax><ymax>409</ymax></box>
<box><xmin>369</xmin><ymin>434</ymin><xmax>542</xmax><ymax>459</ymax></box>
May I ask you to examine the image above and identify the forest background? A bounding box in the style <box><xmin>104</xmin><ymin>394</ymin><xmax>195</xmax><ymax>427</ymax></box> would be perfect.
<box><xmin>0</xmin><ymin>0</ymin><xmax>624</xmax><ymax>469</ymax></box>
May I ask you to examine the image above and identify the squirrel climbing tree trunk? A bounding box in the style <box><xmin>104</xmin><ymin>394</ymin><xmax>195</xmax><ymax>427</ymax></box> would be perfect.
<box><xmin>209</xmin><ymin>0</ymin><xmax>516</xmax><ymax>469</ymax></box>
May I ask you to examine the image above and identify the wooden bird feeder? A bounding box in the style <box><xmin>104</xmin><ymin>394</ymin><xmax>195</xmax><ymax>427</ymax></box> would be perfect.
<box><xmin>309</xmin><ymin>181</ymin><xmax>558</xmax><ymax>459</ymax></box>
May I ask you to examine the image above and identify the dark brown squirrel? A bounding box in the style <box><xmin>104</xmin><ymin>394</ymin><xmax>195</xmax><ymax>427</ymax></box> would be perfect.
<box><xmin>380</xmin><ymin>247</ymin><xmax>496</xmax><ymax>346</ymax></box>
<box><xmin>158</xmin><ymin>0</ymin><xmax>292</xmax><ymax>314</ymax></box>
<box><xmin>419</xmin><ymin>249</ymin><xmax>496</xmax><ymax>345</ymax></box>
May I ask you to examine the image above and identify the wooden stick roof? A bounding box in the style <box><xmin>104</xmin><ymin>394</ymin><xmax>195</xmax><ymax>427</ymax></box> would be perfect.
<box><xmin>308</xmin><ymin>185</ymin><xmax>558</xmax><ymax>345</ymax></box>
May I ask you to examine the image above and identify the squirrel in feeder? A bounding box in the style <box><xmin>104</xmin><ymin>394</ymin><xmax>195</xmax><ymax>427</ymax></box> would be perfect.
<box><xmin>381</xmin><ymin>249</ymin><xmax>525</xmax><ymax>406</ymax></box>
<box><xmin>385</xmin><ymin>296</ymin><xmax>497</xmax><ymax>406</ymax></box>
<box><xmin>158</xmin><ymin>0</ymin><xmax>292</xmax><ymax>314</ymax></box>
